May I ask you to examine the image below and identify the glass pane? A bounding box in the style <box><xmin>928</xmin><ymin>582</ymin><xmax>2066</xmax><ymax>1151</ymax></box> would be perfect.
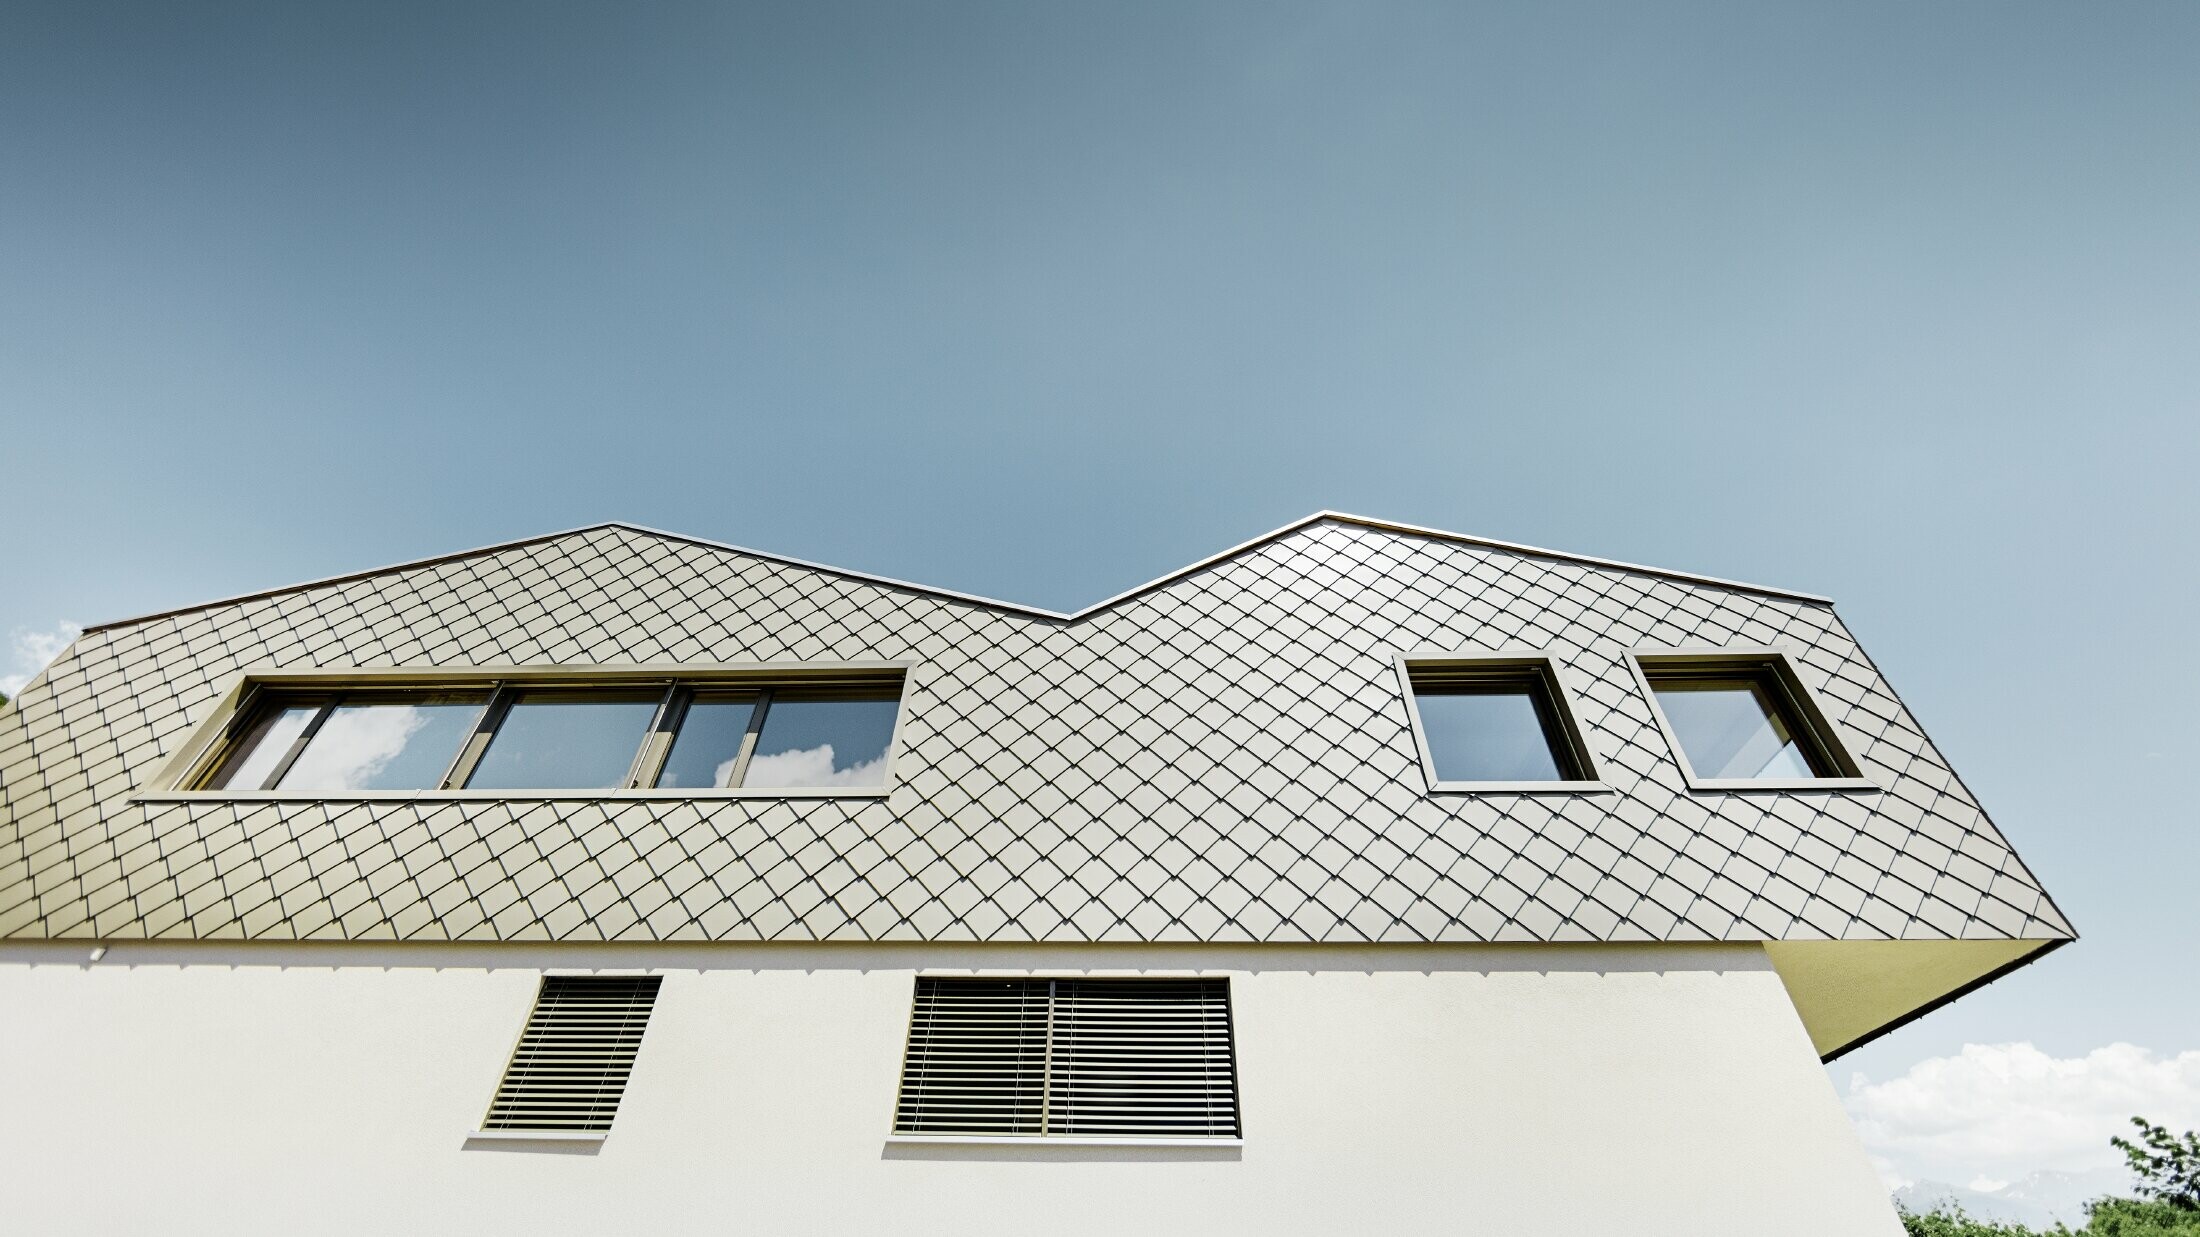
<box><xmin>464</xmin><ymin>692</ymin><xmax>659</xmax><ymax>790</ymax></box>
<box><xmin>274</xmin><ymin>694</ymin><xmax>485</xmax><ymax>791</ymax></box>
<box><xmin>204</xmin><ymin>702</ymin><xmax>321</xmax><ymax>790</ymax></box>
<box><xmin>653</xmin><ymin>696</ymin><xmax>758</xmax><ymax>789</ymax></box>
<box><xmin>1413</xmin><ymin>682</ymin><xmax>1567</xmax><ymax>782</ymax></box>
<box><xmin>743</xmin><ymin>695</ymin><xmax>899</xmax><ymax>788</ymax></box>
<box><xmin>1651</xmin><ymin>676</ymin><xmax>1822</xmax><ymax>780</ymax></box>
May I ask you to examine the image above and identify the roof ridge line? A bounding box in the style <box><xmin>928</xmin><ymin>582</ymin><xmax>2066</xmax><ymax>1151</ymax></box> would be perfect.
<box><xmin>1308</xmin><ymin>512</ymin><xmax>1834</xmax><ymax>605</ymax></box>
<box><xmin>612</xmin><ymin>511</ymin><xmax>1834</xmax><ymax>613</ymax></box>
<box><xmin>80</xmin><ymin>512</ymin><xmax>1831</xmax><ymax>635</ymax></box>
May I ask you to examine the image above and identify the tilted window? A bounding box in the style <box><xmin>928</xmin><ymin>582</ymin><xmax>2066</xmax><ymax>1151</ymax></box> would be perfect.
<box><xmin>1399</xmin><ymin>653</ymin><xmax>1601</xmax><ymax>790</ymax></box>
<box><xmin>187</xmin><ymin>672</ymin><xmax>906</xmax><ymax>793</ymax></box>
<box><xmin>482</xmin><ymin>975</ymin><xmax>662</xmax><ymax>1134</ymax></box>
<box><xmin>1634</xmin><ymin>650</ymin><xmax>1866</xmax><ymax>788</ymax></box>
<box><xmin>892</xmin><ymin>977</ymin><xmax>1242</xmax><ymax>1140</ymax></box>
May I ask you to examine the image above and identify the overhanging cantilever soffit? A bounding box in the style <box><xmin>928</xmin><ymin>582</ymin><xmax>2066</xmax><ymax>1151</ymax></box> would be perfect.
<box><xmin>1766</xmin><ymin>937</ymin><xmax>2071</xmax><ymax>1062</ymax></box>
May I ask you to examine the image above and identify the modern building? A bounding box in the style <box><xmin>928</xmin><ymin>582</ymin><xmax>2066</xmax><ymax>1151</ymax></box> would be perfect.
<box><xmin>0</xmin><ymin>513</ymin><xmax>2069</xmax><ymax>1235</ymax></box>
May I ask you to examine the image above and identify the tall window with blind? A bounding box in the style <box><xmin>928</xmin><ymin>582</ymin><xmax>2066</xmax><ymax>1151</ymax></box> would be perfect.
<box><xmin>480</xmin><ymin>975</ymin><xmax>663</xmax><ymax>1135</ymax></box>
<box><xmin>891</xmin><ymin>977</ymin><xmax>1242</xmax><ymax>1140</ymax></box>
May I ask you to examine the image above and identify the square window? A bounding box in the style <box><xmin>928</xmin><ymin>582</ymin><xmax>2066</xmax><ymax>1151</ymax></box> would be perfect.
<box><xmin>1400</xmin><ymin>655</ymin><xmax>1599</xmax><ymax>790</ymax></box>
<box><xmin>1634</xmin><ymin>651</ymin><xmax>1866</xmax><ymax>789</ymax></box>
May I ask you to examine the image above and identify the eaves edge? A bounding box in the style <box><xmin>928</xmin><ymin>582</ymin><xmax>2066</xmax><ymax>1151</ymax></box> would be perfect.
<box><xmin>78</xmin><ymin>510</ymin><xmax>1834</xmax><ymax>637</ymax></box>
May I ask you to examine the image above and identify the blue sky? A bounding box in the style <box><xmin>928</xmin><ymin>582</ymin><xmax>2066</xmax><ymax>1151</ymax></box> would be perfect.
<box><xmin>3</xmin><ymin>1</ymin><xmax>2195</xmax><ymax>1195</ymax></box>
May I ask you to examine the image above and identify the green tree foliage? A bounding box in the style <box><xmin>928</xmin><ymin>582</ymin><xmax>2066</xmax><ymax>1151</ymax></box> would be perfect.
<box><xmin>1901</xmin><ymin>1197</ymin><xmax>2200</xmax><ymax>1237</ymax></box>
<box><xmin>1899</xmin><ymin>1118</ymin><xmax>2200</xmax><ymax>1237</ymax></box>
<box><xmin>1900</xmin><ymin>1203</ymin><xmax>2056</xmax><ymax>1236</ymax></box>
<box><xmin>2082</xmin><ymin>1199</ymin><xmax>2200</xmax><ymax>1236</ymax></box>
<box><xmin>2115</xmin><ymin>1118</ymin><xmax>2200</xmax><ymax>1210</ymax></box>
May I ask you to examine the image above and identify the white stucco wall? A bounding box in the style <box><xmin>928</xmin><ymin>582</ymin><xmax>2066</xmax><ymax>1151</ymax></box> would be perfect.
<box><xmin>0</xmin><ymin>941</ymin><xmax>1900</xmax><ymax>1236</ymax></box>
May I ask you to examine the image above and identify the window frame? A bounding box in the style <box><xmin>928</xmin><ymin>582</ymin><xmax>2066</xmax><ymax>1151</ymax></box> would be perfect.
<box><xmin>142</xmin><ymin>660</ymin><xmax>915</xmax><ymax>802</ymax></box>
<box><xmin>469</xmin><ymin>970</ymin><xmax>664</xmax><ymax>1144</ymax></box>
<box><xmin>1627</xmin><ymin>646</ymin><xmax>1876</xmax><ymax>792</ymax></box>
<box><xmin>1394</xmin><ymin>649</ymin><xmax>1609</xmax><ymax>794</ymax></box>
<box><xmin>885</xmin><ymin>971</ymin><xmax>1246</xmax><ymax>1148</ymax></box>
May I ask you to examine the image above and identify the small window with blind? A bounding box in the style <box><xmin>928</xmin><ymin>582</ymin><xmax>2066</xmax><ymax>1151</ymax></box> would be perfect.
<box><xmin>479</xmin><ymin>975</ymin><xmax>663</xmax><ymax>1137</ymax></box>
<box><xmin>891</xmin><ymin>977</ymin><xmax>1242</xmax><ymax>1142</ymax></box>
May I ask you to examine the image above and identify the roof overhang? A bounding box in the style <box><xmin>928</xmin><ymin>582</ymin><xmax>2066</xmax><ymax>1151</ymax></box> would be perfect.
<box><xmin>1766</xmin><ymin>937</ymin><xmax>2069</xmax><ymax>1061</ymax></box>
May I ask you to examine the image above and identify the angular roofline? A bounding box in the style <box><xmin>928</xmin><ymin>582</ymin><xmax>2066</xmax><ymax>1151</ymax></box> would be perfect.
<box><xmin>81</xmin><ymin>511</ymin><xmax>1832</xmax><ymax>635</ymax></box>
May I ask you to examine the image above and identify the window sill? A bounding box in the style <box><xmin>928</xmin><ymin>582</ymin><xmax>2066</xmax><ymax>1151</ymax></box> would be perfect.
<box><xmin>885</xmin><ymin>1134</ymin><xmax>1243</xmax><ymax>1148</ymax></box>
<box><xmin>468</xmin><ymin>1129</ymin><xmax>607</xmax><ymax>1143</ymax></box>
<box><xmin>133</xmin><ymin>786</ymin><xmax>892</xmax><ymax>804</ymax></box>
<box><xmin>1426</xmin><ymin>780</ymin><xmax>1613</xmax><ymax>795</ymax></box>
<box><xmin>1680</xmin><ymin>777</ymin><xmax>1880</xmax><ymax>793</ymax></box>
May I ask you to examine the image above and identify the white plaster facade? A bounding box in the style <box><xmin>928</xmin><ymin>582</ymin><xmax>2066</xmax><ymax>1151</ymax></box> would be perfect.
<box><xmin>1</xmin><ymin>941</ymin><xmax>1901</xmax><ymax>1236</ymax></box>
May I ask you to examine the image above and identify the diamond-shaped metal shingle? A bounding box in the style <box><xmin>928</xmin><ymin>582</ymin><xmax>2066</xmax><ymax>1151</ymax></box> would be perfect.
<box><xmin>0</xmin><ymin>518</ymin><xmax>2073</xmax><ymax>947</ymax></box>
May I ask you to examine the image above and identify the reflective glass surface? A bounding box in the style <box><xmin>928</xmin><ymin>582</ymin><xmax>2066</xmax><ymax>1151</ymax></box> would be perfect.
<box><xmin>275</xmin><ymin>694</ymin><xmax>485</xmax><ymax>791</ymax></box>
<box><xmin>653</xmin><ymin>696</ymin><xmax>758</xmax><ymax>789</ymax></box>
<box><xmin>205</xmin><ymin>703</ymin><xmax>321</xmax><ymax>790</ymax></box>
<box><xmin>1413</xmin><ymin>681</ymin><xmax>1568</xmax><ymax>782</ymax></box>
<box><xmin>745</xmin><ymin>695</ymin><xmax>899</xmax><ymax>787</ymax></box>
<box><xmin>1650</xmin><ymin>675</ymin><xmax>1823</xmax><ymax>780</ymax></box>
<box><xmin>464</xmin><ymin>692</ymin><xmax>658</xmax><ymax>790</ymax></box>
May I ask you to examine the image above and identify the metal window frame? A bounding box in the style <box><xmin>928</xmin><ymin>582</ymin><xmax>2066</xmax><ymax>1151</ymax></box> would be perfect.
<box><xmin>452</xmin><ymin>682</ymin><xmax>674</xmax><ymax>792</ymax></box>
<box><xmin>1626</xmin><ymin>646</ymin><xmax>1877</xmax><ymax>792</ymax></box>
<box><xmin>884</xmin><ymin>972</ymin><xmax>1246</xmax><ymax>1146</ymax></box>
<box><xmin>143</xmin><ymin>660</ymin><xmax>916</xmax><ymax>802</ymax></box>
<box><xmin>194</xmin><ymin>690</ymin><xmax>335</xmax><ymax>791</ymax></box>
<box><xmin>1393</xmin><ymin>649</ymin><xmax>1611</xmax><ymax>794</ymax></box>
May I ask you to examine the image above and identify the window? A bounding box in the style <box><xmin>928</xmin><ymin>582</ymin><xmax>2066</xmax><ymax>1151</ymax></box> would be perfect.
<box><xmin>742</xmin><ymin>689</ymin><xmax>900</xmax><ymax>788</ymax></box>
<box><xmin>199</xmin><ymin>691</ymin><xmax>491</xmax><ymax>792</ymax></box>
<box><xmin>1633</xmin><ymin>650</ymin><xmax>1867</xmax><ymax>789</ymax></box>
<box><xmin>892</xmin><ymin>977</ymin><xmax>1242</xmax><ymax>1141</ymax></box>
<box><xmin>481</xmin><ymin>975</ymin><xmax>661</xmax><ymax>1135</ymax></box>
<box><xmin>465</xmin><ymin>691</ymin><xmax>661</xmax><ymax>790</ymax></box>
<box><xmin>654</xmin><ymin>692</ymin><xmax>759</xmax><ymax>789</ymax></box>
<box><xmin>1398</xmin><ymin>653</ymin><xmax>1601</xmax><ymax>790</ymax></box>
<box><xmin>188</xmin><ymin>671</ymin><xmax>906</xmax><ymax>794</ymax></box>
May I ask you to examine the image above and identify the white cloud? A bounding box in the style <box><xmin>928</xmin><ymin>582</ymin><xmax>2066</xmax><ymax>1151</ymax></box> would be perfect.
<box><xmin>743</xmin><ymin>743</ymin><xmax>887</xmax><ymax>788</ymax></box>
<box><xmin>278</xmin><ymin>705</ymin><xmax>432</xmax><ymax>790</ymax></box>
<box><xmin>1868</xmin><ymin>1153</ymin><xmax>1914</xmax><ymax>1192</ymax></box>
<box><xmin>1844</xmin><ymin>1042</ymin><xmax>2200</xmax><ymax>1189</ymax></box>
<box><xmin>1</xmin><ymin>621</ymin><xmax>82</xmax><ymax>697</ymax></box>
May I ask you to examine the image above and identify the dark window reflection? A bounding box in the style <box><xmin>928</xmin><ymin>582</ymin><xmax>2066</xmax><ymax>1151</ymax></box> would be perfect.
<box><xmin>654</xmin><ymin>695</ymin><xmax>758</xmax><ymax>789</ymax></box>
<box><xmin>1414</xmin><ymin>681</ymin><xmax>1569</xmax><ymax>782</ymax></box>
<box><xmin>206</xmin><ymin>702</ymin><xmax>322</xmax><ymax>790</ymax></box>
<box><xmin>745</xmin><ymin>694</ymin><xmax>899</xmax><ymax>787</ymax></box>
<box><xmin>276</xmin><ymin>694</ymin><xmax>484</xmax><ymax>791</ymax></box>
<box><xmin>465</xmin><ymin>692</ymin><xmax>658</xmax><ymax>790</ymax></box>
<box><xmin>1650</xmin><ymin>676</ymin><xmax>1826</xmax><ymax>780</ymax></box>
